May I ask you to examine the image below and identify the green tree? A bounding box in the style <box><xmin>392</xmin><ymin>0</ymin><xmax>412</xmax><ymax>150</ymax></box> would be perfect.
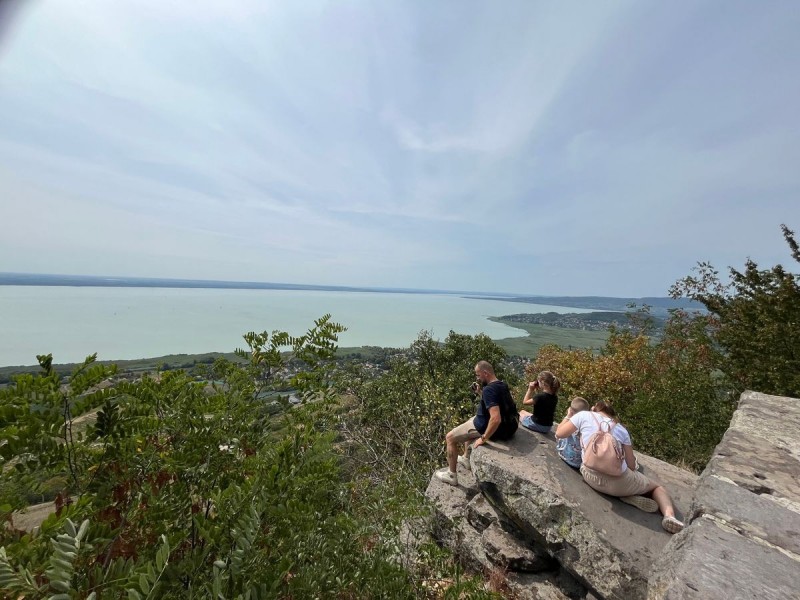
<box><xmin>0</xmin><ymin>317</ymin><xmax>423</xmax><ymax>599</ymax></box>
<box><xmin>528</xmin><ymin>312</ymin><xmax>736</xmax><ymax>471</ymax></box>
<box><xmin>332</xmin><ymin>330</ymin><xmax>518</xmax><ymax>490</ymax></box>
<box><xmin>1</xmin><ymin>318</ymin><xmax>500</xmax><ymax>599</ymax></box>
<box><xmin>670</xmin><ymin>224</ymin><xmax>800</xmax><ymax>397</ymax></box>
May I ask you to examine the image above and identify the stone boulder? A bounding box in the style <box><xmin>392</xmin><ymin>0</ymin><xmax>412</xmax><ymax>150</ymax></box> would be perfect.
<box><xmin>469</xmin><ymin>430</ymin><xmax>696</xmax><ymax>600</ymax></box>
<box><xmin>424</xmin><ymin>391</ymin><xmax>800</xmax><ymax>599</ymax></box>
<box><xmin>426</xmin><ymin>459</ymin><xmax>590</xmax><ymax>600</ymax></box>
<box><xmin>426</xmin><ymin>428</ymin><xmax>696</xmax><ymax>599</ymax></box>
<box><xmin>649</xmin><ymin>391</ymin><xmax>800</xmax><ymax>599</ymax></box>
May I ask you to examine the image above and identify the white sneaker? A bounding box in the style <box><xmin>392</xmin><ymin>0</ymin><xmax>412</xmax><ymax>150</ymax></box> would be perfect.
<box><xmin>435</xmin><ymin>469</ymin><xmax>458</xmax><ymax>486</ymax></box>
<box><xmin>620</xmin><ymin>495</ymin><xmax>659</xmax><ymax>513</ymax></box>
<box><xmin>662</xmin><ymin>515</ymin><xmax>685</xmax><ymax>534</ymax></box>
<box><xmin>457</xmin><ymin>454</ymin><xmax>470</xmax><ymax>469</ymax></box>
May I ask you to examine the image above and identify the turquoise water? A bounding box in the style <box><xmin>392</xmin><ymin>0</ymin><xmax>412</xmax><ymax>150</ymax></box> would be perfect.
<box><xmin>0</xmin><ymin>286</ymin><xmax>592</xmax><ymax>366</ymax></box>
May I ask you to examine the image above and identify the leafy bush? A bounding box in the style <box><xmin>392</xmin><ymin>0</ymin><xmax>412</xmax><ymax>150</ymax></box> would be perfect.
<box><xmin>331</xmin><ymin>330</ymin><xmax>519</xmax><ymax>490</ymax></box>
<box><xmin>1</xmin><ymin>317</ymin><xmax>503</xmax><ymax>599</ymax></box>
<box><xmin>0</xmin><ymin>318</ymin><xmax>382</xmax><ymax>598</ymax></box>
<box><xmin>671</xmin><ymin>224</ymin><xmax>800</xmax><ymax>397</ymax></box>
<box><xmin>527</xmin><ymin>314</ymin><xmax>736</xmax><ymax>471</ymax></box>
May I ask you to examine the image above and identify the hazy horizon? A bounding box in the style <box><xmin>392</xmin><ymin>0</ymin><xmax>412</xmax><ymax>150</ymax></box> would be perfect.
<box><xmin>0</xmin><ymin>270</ymin><xmax>695</xmax><ymax>300</ymax></box>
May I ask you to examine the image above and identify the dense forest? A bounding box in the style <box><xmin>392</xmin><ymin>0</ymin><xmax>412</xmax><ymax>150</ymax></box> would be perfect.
<box><xmin>1</xmin><ymin>226</ymin><xmax>798</xmax><ymax>599</ymax></box>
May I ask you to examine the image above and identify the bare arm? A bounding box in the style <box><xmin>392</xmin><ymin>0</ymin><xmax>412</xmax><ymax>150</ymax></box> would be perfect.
<box><xmin>522</xmin><ymin>381</ymin><xmax>537</xmax><ymax>405</ymax></box>
<box><xmin>623</xmin><ymin>444</ymin><xmax>637</xmax><ymax>470</ymax></box>
<box><xmin>555</xmin><ymin>417</ymin><xmax>577</xmax><ymax>439</ymax></box>
<box><xmin>473</xmin><ymin>406</ymin><xmax>502</xmax><ymax>447</ymax></box>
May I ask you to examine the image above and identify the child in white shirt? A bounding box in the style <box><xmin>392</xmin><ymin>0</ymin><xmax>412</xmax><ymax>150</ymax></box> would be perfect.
<box><xmin>555</xmin><ymin>397</ymin><xmax>590</xmax><ymax>468</ymax></box>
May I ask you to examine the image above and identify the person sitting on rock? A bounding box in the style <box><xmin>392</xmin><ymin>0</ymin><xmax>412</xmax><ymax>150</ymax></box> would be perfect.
<box><xmin>555</xmin><ymin>400</ymin><xmax>685</xmax><ymax>534</ymax></box>
<box><xmin>555</xmin><ymin>396</ymin><xmax>590</xmax><ymax>468</ymax></box>
<box><xmin>519</xmin><ymin>371</ymin><xmax>560</xmax><ymax>433</ymax></box>
<box><xmin>436</xmin><ymin>361</ymin><xmax>519</xmax><ymax>486</ymax></box>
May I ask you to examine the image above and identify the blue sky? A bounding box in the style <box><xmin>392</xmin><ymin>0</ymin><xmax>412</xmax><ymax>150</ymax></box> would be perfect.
<box><xmin>0</xmin><ymin>0</ymin><xmax>798</xmax><ymax>296</ymax></box>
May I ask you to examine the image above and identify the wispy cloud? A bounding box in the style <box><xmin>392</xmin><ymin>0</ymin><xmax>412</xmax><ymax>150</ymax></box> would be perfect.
<box><xmin>1</xmin><ymin>0</ymin><xmax>798</xmax><ymax>295</ymax></box>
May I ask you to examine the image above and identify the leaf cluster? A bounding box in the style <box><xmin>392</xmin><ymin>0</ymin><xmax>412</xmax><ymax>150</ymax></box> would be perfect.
<box><xmin>2</xmin><ymin>317</ymin><xmax>456</xmax><ymax>599</ymax></box>
<box><xmin>331</xmin><ymin>330</ymin><xmax>517</xmax><ymax>490</ymax></box>
<box><xmin>670</xmin><ymin>224</ymin><xmax>800</xmax><ymax>397</ymax></box>
<box><xmin>528</xmin><ymin>311</ymin><xmax>736</xmax><ymax>470</ymax></box>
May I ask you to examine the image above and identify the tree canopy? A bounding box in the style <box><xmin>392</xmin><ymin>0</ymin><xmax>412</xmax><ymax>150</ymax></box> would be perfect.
<box><xmin>671</xmin><ymin>224</ymin><xmax>800</xmax><ymax>397</ymax></box>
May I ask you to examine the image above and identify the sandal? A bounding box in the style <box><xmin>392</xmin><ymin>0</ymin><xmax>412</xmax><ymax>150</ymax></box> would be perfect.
<box><xmin>662</xmin><ymin>515</ymin><xmax>685</xmax><ymax>534</ymax></box>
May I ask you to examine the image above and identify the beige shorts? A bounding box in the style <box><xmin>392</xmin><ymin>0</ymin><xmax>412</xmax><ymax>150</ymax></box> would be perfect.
<box><xmin>448</xmin><ymin>417</ymin><xmax>482</xmax><ymax>443</ymax></box>
<box><xmin>580</xmin><ymin>464</ymin><xmax>656</xmax><ymax>497</ymax></box>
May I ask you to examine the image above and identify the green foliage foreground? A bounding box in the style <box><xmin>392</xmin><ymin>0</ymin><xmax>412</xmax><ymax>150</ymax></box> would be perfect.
<box><xmin>330</xmin><ymin>331</ymin><xmax>519</xmax><ymax>492</ymax></box>
<box><xmin>1</xmin><ymin>316</ymin><xmax>499</xmax><ymax>600</ymax></box>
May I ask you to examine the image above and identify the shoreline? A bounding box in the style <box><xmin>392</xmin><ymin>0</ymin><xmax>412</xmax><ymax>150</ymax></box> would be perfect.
<box><xmin>0</xmin><ymin>317</ymin><xmax>612</xmax><ymax>378</ymax></box>
<box><xmin>0</xmin><ymin>312</ymin><xmax>654</xmax><ymax>375</ymax></box>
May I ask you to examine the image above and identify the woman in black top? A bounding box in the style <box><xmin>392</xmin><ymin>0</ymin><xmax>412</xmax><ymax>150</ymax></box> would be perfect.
<box><xmin>519</xmin><ymin>370</ymin><xmax>560</xmax><ymax>433</ymax></box>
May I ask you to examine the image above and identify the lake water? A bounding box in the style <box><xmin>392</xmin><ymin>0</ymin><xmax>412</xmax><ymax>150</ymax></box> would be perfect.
<box><xmin>0</xmin><ymin>286</ymin><xmax>591</xmax><ymax>366</ymax></box>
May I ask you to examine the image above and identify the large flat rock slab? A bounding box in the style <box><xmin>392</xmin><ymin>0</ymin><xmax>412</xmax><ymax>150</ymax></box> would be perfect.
<box><xmin>424</xmin><ymin>391</ymin><xmax>800</xmax><ymax>600</ymax></box>
<box><xmin>648</xmin><ymin>516</ymin><xmax>800</xmax><ymax>600</ymax></box>
<box><xmin>470</xmin><ymin>429</ymin><xmax>697</xmax><ymax>600</ymax></box>
<box><xmin>650</xmin><ymin>391</ymin><xmax>800</xmax><ymax>599</ymax></box>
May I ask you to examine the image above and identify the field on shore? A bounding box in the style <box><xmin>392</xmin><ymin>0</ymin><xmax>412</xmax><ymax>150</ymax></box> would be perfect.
<box><xmin>490</xmin><ymin>319</ymin><xmax>609</xmax><ymax>357</ymax></box>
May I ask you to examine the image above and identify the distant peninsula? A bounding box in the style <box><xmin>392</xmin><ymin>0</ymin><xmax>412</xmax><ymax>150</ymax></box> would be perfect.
<box><xmin>468</xmin><ymin>294</ymin><xmax>703</xmax><ymax>317</ymax></box>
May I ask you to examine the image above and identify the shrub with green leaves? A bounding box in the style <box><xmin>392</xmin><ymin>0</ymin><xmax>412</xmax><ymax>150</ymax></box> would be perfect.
<box><xmin>3</xmin><ymin>316</ymin><xmax>462</xmax><ymax>599</ymax></box>
<box><xmin>671</xmin><ymin>223</ymin><xmax>800</xmax><ymax>398</ymax></box>
<box><xmin>528</xmin><ymin>309</ymin><xmax>736</xmax><ymax>471</ymax></box>
<box><xmin>331</xmin><ymin>330</ymin><xmax>520</xmax><ymax>491</ymax></box>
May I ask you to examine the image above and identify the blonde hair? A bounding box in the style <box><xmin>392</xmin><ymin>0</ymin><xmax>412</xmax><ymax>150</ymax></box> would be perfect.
<box><xmin>570</xmin><ymin>396</ymin><xmax>590</xmax><ymax>412</ymax></box>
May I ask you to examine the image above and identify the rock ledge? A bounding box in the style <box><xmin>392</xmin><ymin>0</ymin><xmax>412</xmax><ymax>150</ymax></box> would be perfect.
<box><xmin>425</xmin><ymin>391</ymin><xmax>800</xmax><ymax>599</ymax></box>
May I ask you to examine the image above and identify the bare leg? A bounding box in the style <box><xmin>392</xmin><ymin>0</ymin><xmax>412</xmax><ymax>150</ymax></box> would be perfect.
<box><xmin>445</xmin><ymin>431</ymin><xmax>458</xmax><ymax>473</ymax></box>
<box><xmin>651</xmin><ymin>485</ymin><xmax>676</xmax><ymax>518</ymax></box>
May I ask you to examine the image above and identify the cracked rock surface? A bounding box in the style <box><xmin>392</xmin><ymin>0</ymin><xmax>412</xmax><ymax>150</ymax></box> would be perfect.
<box><xmin>651</xmin><ymin>390</ymin><xmax>800</xmax><ymax>599</ymax></box>
<box><xmin>426</xmin><ymin>429</ymin><xmax>696</xmax><ymax>600</ymax></box>
<box><xmin>424</xmin><ymin>391</ymin><xmax>800</xmax><ymax>599</ymax></box>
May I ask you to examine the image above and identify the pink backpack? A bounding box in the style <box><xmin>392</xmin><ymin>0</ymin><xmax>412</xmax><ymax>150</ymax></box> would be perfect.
<box><xmin>581</xmin><ymin>412</ymin><xmax>625</xmax><ymax>476</ymax></box>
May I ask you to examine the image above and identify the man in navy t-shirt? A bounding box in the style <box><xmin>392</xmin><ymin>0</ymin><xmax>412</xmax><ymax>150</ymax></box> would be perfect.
<box><xmin>435</xmin><ymin>360</ymin><xmax>519</xmax><ymax>486</ymax></box>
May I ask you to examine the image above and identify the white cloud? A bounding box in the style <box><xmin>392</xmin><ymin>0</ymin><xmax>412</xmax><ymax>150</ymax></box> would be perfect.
<box><xmin>1</xmin><ymin>1</ymin><xmax>799</xmax><ymax>295</ymax></box>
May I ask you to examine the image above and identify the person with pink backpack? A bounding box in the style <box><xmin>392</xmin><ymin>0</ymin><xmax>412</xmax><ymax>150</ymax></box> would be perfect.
<box><xmin>555</xmin><ymin>400</ymin><xmax>685</xmax><ymax>534</ymax></box>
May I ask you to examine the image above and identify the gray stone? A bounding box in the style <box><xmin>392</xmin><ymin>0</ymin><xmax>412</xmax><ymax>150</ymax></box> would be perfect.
<box><xmin>470</xmin><ymin>429</ymin><xmax>697</xmax><ymax>600</ymax></box>
<box><xmin>425</xmin><ymin>457</ymin><xmax>588</xmax><ymax>599</ymax></box>
<box><xmin>690</xmin><ymin>473</ymin><xmax>800</xmax><ymax>556</ymax></box>
<box><xmin>649</xmin><ymin>390</ymin><xmax>800</xmax><ymax>599</ymax></box>
<box><xmin>504</xmin><ymin>572</ymin><xmax>576</xmax><ymax>600</ymax></box>
<box><xmin>465</xmin><ymin>492</ymin><xmax>499</xmax><ymax>532</ymax></box>
<box><xmin>424</xmin><ymin>461</ymin><xmax>480</xmax><ymax>547</ymax></box>
<box><xmin>648</xmin><ymin>516</ymin><xmax>800</xmax><ymax>600</ymax></box>
<box><xmin>423</xmin><ymin>390</ymin><xmax>800</xmax><ymax>599</ymax></box>
<box><xmin>701</xmin><ymin>391</ymin><xmax>800</xmax><ymax>508</ymax></box>
<box><xmin>481</xmin><ymin>522</ymin><xmax>558</xmax><ymax>573</ymax></box>
<box><xmin>432</xmin><ymin>512</ymin><xmax>579</xmax><ymax>600</ymax></box>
